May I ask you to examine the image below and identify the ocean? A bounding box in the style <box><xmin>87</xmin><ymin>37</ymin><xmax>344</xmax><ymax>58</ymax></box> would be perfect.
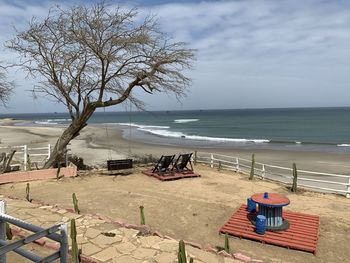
<box><xmin>2</xmin><ymin>107</ymin><xmax>350</xmax><ymax>153</ymax></box>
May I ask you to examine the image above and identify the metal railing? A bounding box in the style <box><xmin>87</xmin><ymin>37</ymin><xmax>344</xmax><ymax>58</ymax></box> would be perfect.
<box><xmin>195</xmin><ymin>151</ymin><xmax>350</xmax><ymax>198</ymax></box>
<box><xmin>0</xmin><ymin>200</ymin><xmax>68</xmax><ymax>263</ymax></box>
<box><xmin>0</xmin><ymin>144</ymin><xmax>69</xmax><ymax>171</ymax></box>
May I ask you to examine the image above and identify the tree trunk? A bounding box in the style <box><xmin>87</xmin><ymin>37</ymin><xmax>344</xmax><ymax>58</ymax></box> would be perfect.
<box><xmin>43</xmin><ymin>106</ymin><xmax>95</xmax><ymax>169</ymax></box>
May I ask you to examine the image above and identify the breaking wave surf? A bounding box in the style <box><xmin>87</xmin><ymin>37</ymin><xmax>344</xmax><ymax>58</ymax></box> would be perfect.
<box><xmin>117</xmin><ymin>123</ymin><xmax>269</xmax><ymax>143</ymax></box>
<box><xmin>174</xmin><ymin>119</ymin><xmax>199</xmax><ymax>123</ymax></box>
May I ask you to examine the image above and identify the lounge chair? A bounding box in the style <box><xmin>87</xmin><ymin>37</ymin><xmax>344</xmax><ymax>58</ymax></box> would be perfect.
<box><xmin>171</xmin><ymin>153</ymin><xmax>193</xmax><ymax>173</ymax></box>
<box><xmin>152</xmin><ymin>155</ymin><xmax>175</xmax><ymax>174</ymax></box>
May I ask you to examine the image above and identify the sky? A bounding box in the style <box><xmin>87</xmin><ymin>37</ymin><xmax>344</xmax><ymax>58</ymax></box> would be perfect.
<box><xmin>1</xmin><ymin>0</ymin><xmax>350</xmax><ymax>113</ymax></box>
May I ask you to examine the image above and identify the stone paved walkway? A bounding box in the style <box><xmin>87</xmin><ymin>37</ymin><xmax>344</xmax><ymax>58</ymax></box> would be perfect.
<box><xmin>1</xmin><ymin>195</ymin><xmax>241</xmax><ymax>263</ymax></box>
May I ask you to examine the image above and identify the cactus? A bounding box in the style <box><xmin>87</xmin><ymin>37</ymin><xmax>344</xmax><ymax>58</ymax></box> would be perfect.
<box><xmin>140</xmin><ymin>205</ymin><xmax>145</xmax><ymax>225</ymax></box>
<box><xmin>249</xmin><ymin>154</ymin><xmax>255</xmax><ymax>180</ymax></box>
<box><xmin>70</xmin><ymin>219</ymin><xmax>80</xmax><ymax>263</ymax></box>
<box><xmin>224</xmin><ymin>233</ymin><xmax>230</xmax><ymax>253</ymax></box>
<box><xmin>72</xmin><ymin>193</ymin><xmax>80</xmax><ymax>214</ymax></box>
<box><xmin>292</xmin><ymin>163</ymin><xmax>298</xmax><ymax>192</ymax></box>
<box><xmin>27</xmin><ymin>154</ymin><xmax>32</xmax><ymax>171</ymax></box>
<box><xmin>25</xmin><ymin>183</ymin><xmax>32</xmax><ymax>202</ymax></box>
<box><xmin>178</xmin><ymin>240</ymin><xmax>187</xmax><ymax>263</ymax></box>
<box><xmin>6</xmin><ymin>223</ymin><xmax>12</xmax><ymax>240</ymax></box>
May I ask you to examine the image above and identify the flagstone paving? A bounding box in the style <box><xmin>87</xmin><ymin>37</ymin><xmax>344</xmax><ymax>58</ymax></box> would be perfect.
<box><xmin>1</xmin><ymin>195</ymin><xmax>240</xmax><ymax>263</ymax></box>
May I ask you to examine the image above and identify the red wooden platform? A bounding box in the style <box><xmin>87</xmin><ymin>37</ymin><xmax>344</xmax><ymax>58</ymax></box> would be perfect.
<box><xmin>142</xmin><ymin>170</ymin><xmax>201</xmax><ymax>181</ymax></box>
<box><xmin>220</xmin><ymin>204</ymin><xmax>320</xmax><ymax>254</ymax></box>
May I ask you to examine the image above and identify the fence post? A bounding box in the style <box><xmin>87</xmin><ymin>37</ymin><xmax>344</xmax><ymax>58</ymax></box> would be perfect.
<box><xmin>210</xmin><ymin>154</ymin><xmax>214</xmax><ymax>168</ymax></box>
<box><xmin>23</xmin><ymin>145</ymin><xmax>28</xmax><ymax>171</ymax></box>
<box><xmin>0</xmin><ymin>200</ymin><xmax>6</xmax><ymax>263</ymax></box>
<box><xmin>235</xmin><ymin>158</ymin><xmax>239</xmax><ymax>172</ymax></box>
<box><xmin>47</xmin><ymin>144</ymin><xmax>51</xmax><ymax>160</ymax></box>
<box><xmin>262</xmin><ymin>164</ymin><xmax>265</xmax><ymax>179</ymax></box>
<box><xmin>60</xmin><ymin>223</ymin><xmax>68</xmax><ymax>263</ymax></box>
<box><xmin>347</xmin><ymin>177</ymin><xmax>350</xmax><ymax>198</ymax></box>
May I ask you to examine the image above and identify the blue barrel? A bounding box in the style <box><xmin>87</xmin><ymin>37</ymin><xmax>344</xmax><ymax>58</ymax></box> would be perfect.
<box><xmin>256</xmin><ymin>215</ymin><xmax>266</xmax><ymax>235</ymax></box>
<box><xmin>247</xmin><ymin>198</ymin><xmax>256</xmax><ymax>212</ymax></box>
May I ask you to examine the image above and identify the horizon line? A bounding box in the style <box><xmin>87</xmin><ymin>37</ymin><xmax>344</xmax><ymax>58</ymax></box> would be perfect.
<box><xmin>1</xmin><ymin>105</ymin><xmax>350</xmax><ymax>115</ymax></box>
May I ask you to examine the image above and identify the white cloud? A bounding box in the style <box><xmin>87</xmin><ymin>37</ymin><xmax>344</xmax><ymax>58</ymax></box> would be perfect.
<box><xmin>1</xmin><ymin>0</ymin><xmax>350</xmax><ymax>113</ymax></box>
<box><xmin>144</xmin><ymin>0</ymin><xmax>350</xmax><ymax>62</ymax></box>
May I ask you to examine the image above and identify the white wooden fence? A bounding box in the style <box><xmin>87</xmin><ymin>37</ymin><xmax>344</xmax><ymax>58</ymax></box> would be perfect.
<box><xmin>0</xmin><ymin>144</ymin><xmax>69</xmax><ymax>171</ymax></box>
<box><xmin>194</xmin><ymin>152</ymin><xmax>350</xmax><ymax>198</ymax></box>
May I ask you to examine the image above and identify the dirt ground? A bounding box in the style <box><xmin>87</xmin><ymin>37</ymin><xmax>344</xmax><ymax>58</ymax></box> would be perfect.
<box><xmin>1</xmin><ymin>164</ymin><xmax>349</xmax><ymax>263</ymax></box>
<box><xmin>6</xmin><ymin>241</ymin><xmax>60</xmax><ymax>262</ymax></box>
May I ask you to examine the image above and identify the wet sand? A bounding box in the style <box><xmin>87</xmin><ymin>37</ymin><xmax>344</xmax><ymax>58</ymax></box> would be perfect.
<box><xmin>1</xmin><ymin>122</ymin><xmax>349</xmax><ymax>175</ymax></box>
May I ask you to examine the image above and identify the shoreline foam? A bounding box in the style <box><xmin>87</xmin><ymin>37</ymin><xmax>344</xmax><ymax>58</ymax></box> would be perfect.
<box><xmin>1</xmin><ymin>124</ymin><xmax>350</xmax><ymax>174</ymax></box>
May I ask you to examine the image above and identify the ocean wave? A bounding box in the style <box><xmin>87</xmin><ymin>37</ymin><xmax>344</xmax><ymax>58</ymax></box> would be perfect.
<box><xmin>117</xmin><ymin>122</ymin><xmax>268</xmax><ymax>143</ymax></box>
<box><xmin>34</xmin><ymin>121</ymin><xmax>58</xmax><ymax>125</ymax></box>
<box><xmin>35</xmin><ymin>118</ymin><xmax>70</xmax><ymax>125</ymax></box>
<box><xmin>185</xmin><ymin>135</ymin><xmax>269</xmax><ymax>143</ymax></box>
<box><xmin>295</xmin><ymin>141</ymin><xmax>302</xmax><ymax>144</ymax></box>
<box><xmin>139</xmin><ymin>128</ymin><xmax>186</xmax><ymax>138</ymax></box>
<box><xmin>337</xmin><ymin>144</ymin><xmax>350</xmax><ymax>147</ymax></box>
<box><xmin>174</xmin><ymin>119</ymin><xmax>199</xmax><ymax>123</ymax></box>
<box><xmin>139</xmin><ymin>128</ymin><xmax>269</xmax><ymax>143</ymax></box>
<box><xmin>117</xmin><ymin>123</ymin><xmax>170</xmax><ymax>129</ymax></box>
<box><xmin>47</xmin><ymin>118</ymin><xmax>71</xmax><ymax>122</ymax></box>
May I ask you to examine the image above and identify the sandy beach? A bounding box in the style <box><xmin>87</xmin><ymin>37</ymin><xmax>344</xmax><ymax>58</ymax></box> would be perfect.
<box><xmin>1</xmin><ymin>121</ymin><xmax>350</xmax><ymax>175</ymax></box>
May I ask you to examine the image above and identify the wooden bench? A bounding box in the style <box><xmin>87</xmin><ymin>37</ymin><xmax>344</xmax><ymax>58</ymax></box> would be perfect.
<box><xmin>107</xmin><ymin>159</ymin><xmax>133</xmax><ymax>171</ymax></box>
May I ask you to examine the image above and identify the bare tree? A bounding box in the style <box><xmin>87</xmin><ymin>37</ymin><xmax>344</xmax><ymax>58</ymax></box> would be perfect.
<box><xmin>0</xmin><ymin>69</ymin><xmax>13</xmax><ymax>105</ymax></box>
<box><xmin>7</xmin><ymin>2</ymin><xmax>195</xmax><ymax>168</ymax></box>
